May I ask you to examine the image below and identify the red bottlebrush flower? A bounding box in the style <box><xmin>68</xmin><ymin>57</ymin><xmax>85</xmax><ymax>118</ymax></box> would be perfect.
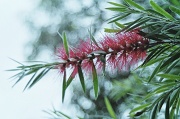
<box><xmin>75</xmin><ymin>40</ymin><xmax>94</xmax><ymax>59</ymax></box>
<box><xmin>57</xmin><ymin>47</ymin><xmax>68</xmax><ymax>61</ymax></box>
<box><xmin>69</xmin><ymin>48</ymin><xmax>77</xmax><ymax>58</ymax></box>
<box><xmin>68</xmin><ymin>65</ymin><xmax>78</xmax><ymax>80</ymax></box>
<box><xmin>57</xmin><ymin>64</ymin><xmax>66</xmax><ymax>73</ymax></box>
<box><xmin>56</xmin><ymin>28</ymin><xmax>148</xmax><ymax>77</ymax></box>
<box><xmin>102</xmin><ymin>35</ymin><xmax>116</xmax><ymax>51</ymax></box>
<box><xmin>106</xmin><ymin>53</ymin><xmax>118</xmax><ymax>69</ymax></box>
<box><xmin>99</xmin><ymin>30</ymin><xmax>148</xmax><ymax>71</ymax></box>
<box><xmin>81</xmin><ymin>59</ymin><xmax>94</xmax><ymax>73</ymax></box>
<box><xmin>116</xmin><ymin>51</ymin><xmax>128</xmax><ymax>70</ymax></box>
<box><xmin>94</xmin><ymin>56</ymin><xmax>105</xmax><ymax>71</ymax></box>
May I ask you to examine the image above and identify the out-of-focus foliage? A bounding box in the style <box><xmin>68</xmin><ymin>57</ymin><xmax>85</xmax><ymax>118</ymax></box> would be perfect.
<box><xmin>25</xmin><ymin>0</ymin><xmax>107</xmax><ymax>60</ymax></box>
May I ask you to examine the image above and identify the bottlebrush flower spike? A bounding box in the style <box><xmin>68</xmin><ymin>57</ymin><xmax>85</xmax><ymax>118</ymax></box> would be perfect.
<box><xmin>57</xmin><ymin>47</ymin><xmax>69</xmax><ymax>61</ymax></box>
<box><xmin>76</xmin><ymin>39</ymin><xmax>99</xmax><ymax>59</ymax></box>
<box><xmin>56</xmin><ymin>28</ymin><xmax>149</xmax><ymax>76</ymax></box>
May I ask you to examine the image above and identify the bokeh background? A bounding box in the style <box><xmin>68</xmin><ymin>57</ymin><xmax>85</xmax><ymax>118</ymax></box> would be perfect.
<box><xmin>1</xmin><ymin>0</ymin><xmax>63</xmax><ymax>118</ymax></box>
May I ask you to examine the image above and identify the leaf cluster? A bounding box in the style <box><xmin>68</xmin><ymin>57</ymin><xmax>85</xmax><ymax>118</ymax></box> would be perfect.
<box><xmin>106</xmin><ymin>0</ymin><xmax>180</xmax><ymax>118</ymax></box>
<box><xmin>8</xmin><ymin>59</ymin><xmax>60</xmax><ymax>91</ymax></box>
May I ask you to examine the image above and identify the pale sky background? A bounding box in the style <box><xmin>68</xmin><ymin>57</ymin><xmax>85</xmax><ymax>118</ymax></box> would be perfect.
<box><xmin>0</xmin><ymin>0</ymin><xmax>74</xmax><ymax>119</ymax></box>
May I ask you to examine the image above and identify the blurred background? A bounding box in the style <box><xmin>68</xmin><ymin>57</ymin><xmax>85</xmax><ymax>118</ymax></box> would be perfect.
<box><xmin>0</xmin><ymin>0</ymin><xmax>151</xmax><ymax>119</ymax></box>
<box><xmin>0</xmin><ymin>0</ymin><xmax>63</xmax><ymax>119</ymax></box>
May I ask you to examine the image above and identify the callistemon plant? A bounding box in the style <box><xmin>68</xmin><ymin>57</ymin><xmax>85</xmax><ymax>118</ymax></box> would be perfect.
<box><xmin>55</xmin><ymin>28</ymin><xmax>149</xmax><ymax>100</ymax></box>
<box><xmin>9</xmin><ymin>28</ymin><xmax>150</xmax><ymax>101</ymax></box>
<box><xmin>57</xmin><ymin>28</ymin><xmax>149</xmax><ymax>75</ymax></box>
<box><xmin>9</xmin><ymin>0</ymin><xmax>180</xmax><ymax>118</ymax></box>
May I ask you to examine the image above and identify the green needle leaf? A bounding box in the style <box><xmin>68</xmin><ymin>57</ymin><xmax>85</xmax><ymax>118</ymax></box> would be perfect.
<box><xmin>104</xmin><ymin>97</ymin><xmax>117</xmax><ymax>119</ymax></box>
<box><xmin>150</xmin><ymin>103</ymin><xmax>158</xmax><ymax>119</ymax></box>
<box><xmin>148</xmin><ymin>60</ymin><xmax>163</xmax><ymax>82</ymax></box>
<box><xmin>165</xmin><ymin>97</ymin><xmax>170</xmax><ymax>119</ymax></box>
<box><xmin>130</xmin><ymin>103</ymin><xmax>150</xmax><ymax>117</ymax></box>
<box><xmin>115</xmin><ymin>22</ymin><xmax>125</xmax><ymax>28</ymax></box>
<box><xmin>9</xmin><ymin>58</ymin><xmax>24</xmax><ymax>65</ymax></box>
<box><xmin>126</xmin><ymin>17</ymin><xmax>151</xmax><ymax>31</ymax></box>
<box><xmin>150</xmin><ymin>0</ymin><xmax>174</xmax><ymax>20</ymax></box>
<box><xmin>160</xmin><ymin>51</ymin><xmax>180</xmax><ymax>69</ymax></box>
<box><xmin>124</xmin><ymin>0</ymin><xmax>145</xmax><ymax>11</ymax></box>
<box><xmin>66</xmin><ymin>76</ymin><xmax>74</xmax><ymax>88</ymax></box>
<box><xmin>100</xmin><ymin>55</ymin><xmax>106</xmax><ymax>76</ymax></box>
<box><xmin>12</xmin><ymin>72</ymin><xmax>25</xmax><ymax>87</ymax></box>
<box><xmin>66</xmin><ymin>66</ymin><xmax>78</xmax><ymax>88</ymax></box>
<box><xmin>58</xmin><ymin>31</ymin><xmax>69</xmax><ymax>57</ymax></box>
<box><xmin>157</xmin><ymin>74</ymin><xmax>180</xmax><ymax>80</ymax></box>
<box><xmin>169</xmin><ymin>5</ymin><xmax>180</xmax><ymax>16</ymax></box>
<box><xmin>92</xmin><ymin>63</ymin><xmax>98</xmax><ymax>98</ymax></box>
<box><xmin>108</xmin><ymin>2</ymin><xmax>127</xmax><ymax>8</ymax></box>
<box><xmin>171</xmin><ymin>0</ymin><xmax>180</xmax><ymax>7</ymax></box>
<box><xmin>88</xmin><ymin>29</ymin><xmax>99</xmax><ymax>47</ymax></box>
<box><xmin>54</xmin><ymin>111</ymin><xmax>71</xmax><ymax>119</ymax></box>
<box><xmin>23</xmin><ymin>72</ymin><xmax>37</xmax><ymax>91</ymax></box>
<box><xmin>9</xmin><ymin>72</ymin><xmax>24</xmax><ymax>80</ymax></box>
<box><xmin>170</xmin><ymin>90</ymin><xmax>179</xmax><ymax>119</ymax></box>
<box><xmin>141</xmin><ymin>56</ymin><xmax>168</xmax><ymax>67</ymax></box>
<box><xmin>78</xmin><ymin>65</ymin><xmax>86</xmax><ymax>93</ymax></box>
<box><xmin>104</xmin><ymin>28</ymin><xmax>120</xmax><ymax>33</ymax></box>
<box><xmin>122</xmin><ymin>17</ymin><xmax>142</xmax><ymax>31</ymax></box>
<box><xmin>142</xmin><ymin>45</ymin><xmax>165</xmax><ymax>66</ymax></box>
<box><xmin>105</xmin><ymin>7</ymin><xmax>126</xmax><ymax>12</ymax></box>
<box><xmin>62</xmin><ymin>69</ymin><xmax>67</xmax><ymax>102</ymax></box>
<box><xmin>28</xmin><ymin>67</ymin><xmax>52</xmax><ymax>88</ymax></box>
<box><xmin>108</xmin><ymin>13</ymin><xmax>131</xmax><ymax>23</ymax></box>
